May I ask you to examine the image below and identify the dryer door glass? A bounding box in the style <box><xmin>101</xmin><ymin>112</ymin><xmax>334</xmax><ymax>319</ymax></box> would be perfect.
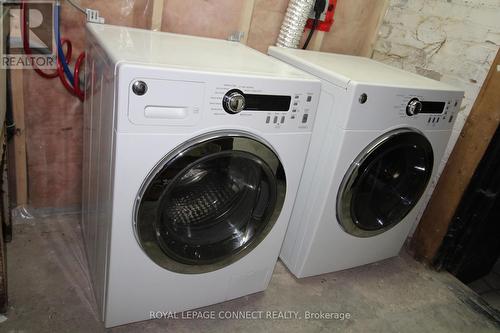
<box><xmin>337</xmin><ymin>129</ymin><xmax>433</xmax><ymax>238</ymax></box>
<box><xmin>135</xmin><ymin>134</ymin><xmax>286</xmax><ymax>273</ymax></box>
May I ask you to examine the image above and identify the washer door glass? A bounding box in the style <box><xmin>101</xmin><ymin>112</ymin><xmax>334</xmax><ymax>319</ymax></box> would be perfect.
<box><xmin>135</xmin><ymin>134</ymin><xmax>286</xmax><ymax>273</ymax></box>
<box><xmin>337</xmin><ymin>128</ymin><xmax>434</xmax><ymax>238</ymax></box>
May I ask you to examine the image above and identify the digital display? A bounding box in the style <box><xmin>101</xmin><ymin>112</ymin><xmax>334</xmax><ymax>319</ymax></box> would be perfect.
<box><xmin>244</xmin><ymin>94</ymin><xmax>291</xmax><ymax>112</ymax></box>
<box><xmin>421</xmin><ymin>101</ymin><xmax>445</xmax><ymax>114</ymax></box>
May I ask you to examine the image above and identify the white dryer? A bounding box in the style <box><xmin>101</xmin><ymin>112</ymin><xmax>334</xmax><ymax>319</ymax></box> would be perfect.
<box><xmin>268</xmin><ymin>47</ymin><xmax>463</xmax><ymax>278</ymax></box>
<box><xmin>82</xmin><ymin>24</ymin><xmax>320</xmax><ymax>327</ymax></box>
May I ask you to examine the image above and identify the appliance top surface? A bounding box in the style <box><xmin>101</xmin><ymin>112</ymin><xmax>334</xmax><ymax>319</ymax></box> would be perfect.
<box><xmin>268</xmin><ymin>47</ymin><xmax>463</xmax><ymax>92</ymax></box>
<box><xmin>87</xmin><ymin>24</ymin><xmax>315</xmax><ymax>80</ymax></box>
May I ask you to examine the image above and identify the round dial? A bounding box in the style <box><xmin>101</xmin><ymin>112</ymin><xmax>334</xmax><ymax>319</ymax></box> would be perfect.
<box><xmin>223</xmin><ymin>90</ymin><xmax>246</xmax><ymax>114</ymax></box>
<box><xmin>406</xmin><ymin>98</ymin><xmax>423</xmax><ymax>116</ymax></box>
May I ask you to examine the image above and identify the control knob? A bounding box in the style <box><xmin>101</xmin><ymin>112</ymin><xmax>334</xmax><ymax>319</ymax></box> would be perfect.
<box><xmin>406</xmin><ymin>98</ymin><xmax>423</xmax><ymax>116</ymax></box>
<box><xmin>223</xmin><ymin>90</ymin><xmax>246</xmax><ymax>114</ymax></box>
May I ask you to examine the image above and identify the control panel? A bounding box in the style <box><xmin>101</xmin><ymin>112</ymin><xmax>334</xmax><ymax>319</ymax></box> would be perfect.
<box><xmin>345</xmin><ymin>85</ymin><xmax>463</xmax><ymax>131</ymax></box>
<box><xmin>126</xmin><ymin>74</ymin><xmax>320</xmax><ymax>133</ymax></box>
<box><xmin>402</xmin><ymin>96</ymin><xmax>461</xmax><ymax>128</ymax></box>
<box><xmin>222</xmin><ymin>89</ymin><xmax>291</xmax><ymax>114</ymax></box>
<box><xmin>210</xmin><ymin>83</ymin><xmax>317</xmax><ymax>131</ymax></box>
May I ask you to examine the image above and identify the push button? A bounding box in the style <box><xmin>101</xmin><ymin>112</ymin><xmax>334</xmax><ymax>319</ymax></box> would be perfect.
<box><xmin>307</xmin><ymin>96</ymin><xmax>312</xmax><ymax>102</ymax></box>
<box><xmin>302</xmin><ymin>114</ymin><xmax>309</xmax><ymax>123</ymax></box>
<box><xmin>273</xmin><ymin>116</ymin><xmax>278</xmax><ymax>124</ymax></box>
<box><xmin>266</xmin><ymin>116</ymin><xmax>270</xmax><ymax>124</ymax></box>
<box><xmin>281</xmin><ymin>116</ymin><xmax>285</xmax><ymax>124</ymax></box>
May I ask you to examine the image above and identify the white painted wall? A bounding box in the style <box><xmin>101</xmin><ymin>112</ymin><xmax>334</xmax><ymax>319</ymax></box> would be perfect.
<box><xmin>371</xmin><ymin>0</ymin><xmax>500</xmax><ymax>233</ymax></box>
<box><xmin>374</xmin><ymin>0</ymin><xmax>499</xmax><ymax>160</ymax></box>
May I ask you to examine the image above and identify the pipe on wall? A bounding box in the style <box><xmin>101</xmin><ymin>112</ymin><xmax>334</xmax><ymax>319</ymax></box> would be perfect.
<box><xmin>276</xmin><ymin>0</ymin><xmax>315</xmax><ymax>48</ymax></box>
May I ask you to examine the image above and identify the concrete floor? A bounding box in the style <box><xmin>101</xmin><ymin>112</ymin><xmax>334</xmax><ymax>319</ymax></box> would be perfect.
<box><xmin>2</xmin><ymin>213</ymin><xmax>500</xmax><ymax>332</ymax></box>
<box><xmin>469</xmin><ymin>259</ymin><xmax>500</xmax><ymax>312</ymax></box>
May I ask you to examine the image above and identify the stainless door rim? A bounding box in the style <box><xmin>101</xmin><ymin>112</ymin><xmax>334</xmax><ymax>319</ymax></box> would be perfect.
<box><xmin>133</xmin><ymin>130</ymin><xmax>281</xmax><ymax>204</ymax></box>
<box><xmin>336</xmin><ymin>127</ymin><xmax>433</xmax><ymax>238</ymax></box>
<box><xmin>132</xmin><ymin>130</ymin><xmax>286</xmax><ymax>274</ymax></box>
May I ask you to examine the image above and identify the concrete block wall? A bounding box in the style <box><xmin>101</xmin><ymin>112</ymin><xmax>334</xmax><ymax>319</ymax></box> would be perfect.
<box><xmin>372</xmin><ymin>0</ymin><xmax>500</xmax><ymax>231</ymax></box>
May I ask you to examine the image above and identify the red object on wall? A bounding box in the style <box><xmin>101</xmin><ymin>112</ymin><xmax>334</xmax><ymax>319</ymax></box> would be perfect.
<box><xmin>305</xmin><ymin>0</ymin><xmax>337</xmax><ymax>32</ymax></box>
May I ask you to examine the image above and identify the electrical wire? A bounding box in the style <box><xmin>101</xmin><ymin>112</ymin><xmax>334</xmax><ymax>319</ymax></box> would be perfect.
<box><xmin>302</xmin><ymin>0</ymin><xmax>326</xmax><ymax>50</ymax></box>
<box><xmin>302</xmin><ymin>18</ymin><xmax>318</xmax><ymax>50</ymax></box>
<box><xmin>66</xmin><ymin>0</ymin><xmax>86</xmax><ymax>14</ymax></box>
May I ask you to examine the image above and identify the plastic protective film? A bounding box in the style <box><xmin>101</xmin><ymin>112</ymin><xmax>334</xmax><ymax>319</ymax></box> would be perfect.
<box><xmin>21</xmin><ymin>1</ymin><xmax>153</xmax><ymax>210</ymax></box>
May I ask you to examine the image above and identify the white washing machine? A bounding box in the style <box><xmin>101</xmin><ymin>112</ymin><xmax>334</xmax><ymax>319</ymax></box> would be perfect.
<box><xmin>82</xmin><ymin>24</ymin><xmax>320</xmax><ymax>327</ymax></box>
<box><xmin>268</xmin><ymin>47</ymin><xmax>464</xmax><ymax>278</ymax></box>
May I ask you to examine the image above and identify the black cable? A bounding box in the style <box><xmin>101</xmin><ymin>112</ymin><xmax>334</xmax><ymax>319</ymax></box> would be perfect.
<box><xmin>302</xmin><ymin>0</ymin><xmax>327</xmax><ymax>50</ymax></box>
<box><xmin>302</xmin><ymin>18</ymin><xmax>319</xmax><ymax>50</ymax></box>
<box><xmin>5</xmin><ymin>32</ymin><xmax>15</xmax><ymax>142</ymax></box>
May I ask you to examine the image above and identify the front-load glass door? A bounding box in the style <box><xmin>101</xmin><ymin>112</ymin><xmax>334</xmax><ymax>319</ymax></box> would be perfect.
<box><xmin>337</xmin><ymin>128</ymin><xmax>433</xmax><ymax>238</ymax></box>
<box><xmin>135</xmin><ymin>133</ymin><xmax>286</xmax><ymax>273</ymax></box>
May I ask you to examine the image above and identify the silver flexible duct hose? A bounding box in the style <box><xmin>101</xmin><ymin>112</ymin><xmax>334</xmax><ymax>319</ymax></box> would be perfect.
<box><xmin>276</xmin><ymin>0</ymin><xmax>315</xmax><ymax>48</ymax></box>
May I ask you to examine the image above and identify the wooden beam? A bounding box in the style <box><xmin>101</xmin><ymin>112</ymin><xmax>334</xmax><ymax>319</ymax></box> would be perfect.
<box><xmin>11</xmin><ymin>69</ymin><xmax>28</xmax><ymax>206</ymax></box>
<box><xmin>320</xmin><ymin>0</ymin><xmax>389</xmax><ymax>56</ymax></box>
<box><xmin>238</xmin><ymin>0</ymin><xmax>256</xmax><ymax>44</ymax></box>
<box><xmin>151</xmin><ymin>0</ymin><xmax>165</xmax><ymax>31</ymax></box>
<box><xmin>360</xmin><ymin>0</ymin><xmax>389</xmax><ymax>57</ymax></box>
<box><xmin>310</xmin><ymin>31</ymin><xmax>325</xmax><ymax>51</ymax></box>
<box><xmin>411</xmin><ymin>50</ymin><xmax>500</xmax><ymax>263</ymax></box>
